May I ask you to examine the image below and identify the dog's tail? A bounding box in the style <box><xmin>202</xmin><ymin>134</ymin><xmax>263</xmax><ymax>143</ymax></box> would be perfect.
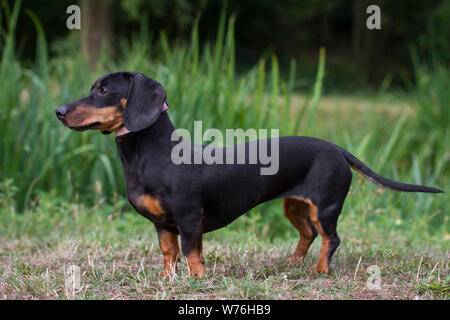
<box><xmin>340</xmin><ymin>147</ymin><xmax>443</xmax><ymax>193</ymax></box>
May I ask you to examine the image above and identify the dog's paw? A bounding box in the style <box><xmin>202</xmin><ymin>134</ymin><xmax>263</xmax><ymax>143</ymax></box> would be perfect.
<box><xmin>188</xmin><ymin>263</ymin><xmax>207</xmax><ymax>279</ymax></box>
<box><xmin>286</xmin><ymin>255</ymin><xmax>304</xmax><ymax>265</ymax></box>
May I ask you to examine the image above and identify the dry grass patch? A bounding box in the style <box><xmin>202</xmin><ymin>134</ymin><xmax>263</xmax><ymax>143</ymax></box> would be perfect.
<box><xmin>0</xmin><ymin>236</ymin><xmax>447</xmax><ymax>300</ymax></box>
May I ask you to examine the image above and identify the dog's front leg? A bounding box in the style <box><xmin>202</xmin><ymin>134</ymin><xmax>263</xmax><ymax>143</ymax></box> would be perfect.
<box><xmin>156</xmin><ymin>227</ymin><xmax>180</xmax><ymax>277</ymax></box>
<box><xmin>177</xmin><ymin>214</ymin><xmax>205</xmax><ymax>279</ymax></box>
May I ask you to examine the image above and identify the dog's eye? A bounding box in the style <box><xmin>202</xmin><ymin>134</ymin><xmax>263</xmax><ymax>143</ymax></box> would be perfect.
<box><xmin>99</xmin><ymin>86</ymin><xmax>108</xmax><ymax>95</ymax></box>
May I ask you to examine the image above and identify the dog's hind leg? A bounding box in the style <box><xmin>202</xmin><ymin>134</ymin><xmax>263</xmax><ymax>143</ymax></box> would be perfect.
<box><xmin>309</xmin><ymin>203</ymin><xmax>342</xmax><ymax>274</ymax></box>
<box><xmin>283</xmin><ymin>198</ymin><xmax>318</xmax><ymax>264</ymax></box>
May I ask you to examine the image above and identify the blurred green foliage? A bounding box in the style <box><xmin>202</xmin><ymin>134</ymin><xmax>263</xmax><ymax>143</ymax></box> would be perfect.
<box><xmin>9</xmin><ymin>0</ymin><xmax>450</xmax><ymax>90</ymax></box>
<box><xmin>0</xmin><ymin>0</ymin><xmax>448</xmax><ymax>240</ymax></box>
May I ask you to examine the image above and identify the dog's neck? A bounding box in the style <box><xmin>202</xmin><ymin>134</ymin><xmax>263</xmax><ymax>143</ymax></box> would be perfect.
<box><xmin>115</xmin><ymin>102</ymin><xmax>169</xmax><ymax>137</ymax></box>
<box><xmin>115</xmin><ymin>112</ymin><xmax>177</xmax><ymax>168</ymax></box>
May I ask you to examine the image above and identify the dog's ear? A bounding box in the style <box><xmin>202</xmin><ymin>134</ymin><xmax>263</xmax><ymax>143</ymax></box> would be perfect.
<box><xmin>123</xmin><ymin>73</ymin><xmax>167</xmax><ymax>132</ymax></box>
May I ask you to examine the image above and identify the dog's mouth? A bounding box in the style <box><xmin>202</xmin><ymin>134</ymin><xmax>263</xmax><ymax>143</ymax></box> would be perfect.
<box><xmin>57</xmin><ymin>105</ymin><xmax>124</xmax><ymax>133</ymax></box>
<box><xmin>68</xmin><ymin>122</ymin><xmax>102</xmax><ymax>131</ymax></box>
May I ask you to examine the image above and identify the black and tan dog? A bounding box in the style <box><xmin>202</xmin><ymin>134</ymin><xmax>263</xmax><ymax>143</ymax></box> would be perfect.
<box><xmin>55</xmin><ymin>71</ymin><xmax>443</xmax><ymax>278</ymax></box>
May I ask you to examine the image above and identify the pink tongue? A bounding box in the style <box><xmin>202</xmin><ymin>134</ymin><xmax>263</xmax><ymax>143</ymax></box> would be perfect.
<box><xmin>115</xmin><ymin>126</ymin><xmax>130</xmax><ymax>136</ymax></box>
<box><xmin>115</xmin><ymin>102</ymin><xmax>169</xmax><ymax>136</ymax></box>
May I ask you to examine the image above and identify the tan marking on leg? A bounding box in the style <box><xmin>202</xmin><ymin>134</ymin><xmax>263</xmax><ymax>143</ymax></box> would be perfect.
<box><xmin>140</xmin><ymin>194</ymin><xmax>165</xmax><ymax>216</ymax></box>
<box><xmin>158</xmin><ymin>230</ymin><xmax>179</xmax><ymax>277</ymax></box>
<box><xmin>288</xmin><ymin>196</ymin><xmax>330</xmax><ymax>274</ymax></box>
<box><xmin>308</xmin><ymin>201</ymin><xmax>330</xmax><ymax>274</ymax></box>
<box><xmin>187</xmin><ymin>246</ymin><xmax>205</xmax><ymax>279</ymax></box>
<box><xmin>283</xmin><ymin>198</ymin><xmax>316</xmax><ymax>263</ymax></box>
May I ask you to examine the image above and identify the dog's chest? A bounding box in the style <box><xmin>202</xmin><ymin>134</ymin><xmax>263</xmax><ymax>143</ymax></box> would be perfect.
<box><xmin>125</xmin><ymin>176</ymin><xmax>168</xmax><ymax>223</ymax></box>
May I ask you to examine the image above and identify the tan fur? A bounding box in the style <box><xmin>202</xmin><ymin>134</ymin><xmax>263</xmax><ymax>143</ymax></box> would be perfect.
<box><xmin>65</xmin><ymin>104</ymin><xmax>123</xmax><ymax>132</ymax></box>
<box><xmin>158</xmin><ymin>230</ymin><xmax>180</xmax><ymax>276</ymax></box>
<box><xmin>287</xmin><ymin>196</ymin><xmax>330</xmax><ymax>274</ymax></box>
<box><xmin>283</xmin><ymin>198</ymin><xmax>316</xmax><ymax>262</ymax></box>
<box><xmin>140</xmin><ymin>194</ymin><xmax>165</xmax><ymax>216</ymax></box>
<box><xmin>187</xmin><ymin>250</ymin><xmax>206</xmax><ymax>279</ymax></box>
<box><xmin>120</xmin><ymin>98</ymin><xmax>127</xmax><ymax>109</ymax></box>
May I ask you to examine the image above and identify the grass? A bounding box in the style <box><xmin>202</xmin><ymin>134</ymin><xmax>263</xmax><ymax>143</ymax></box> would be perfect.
<box><xmin>0</xmin><ymin>194</ymin><xmax>448</xmax><ymax>300</ymax></box>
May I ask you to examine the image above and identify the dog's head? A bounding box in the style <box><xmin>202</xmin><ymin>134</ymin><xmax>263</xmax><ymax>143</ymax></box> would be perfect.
<box><xmin>55</xmin><ymin>72</ymin><xmax>168</xmax><ymax>134</ymax></box>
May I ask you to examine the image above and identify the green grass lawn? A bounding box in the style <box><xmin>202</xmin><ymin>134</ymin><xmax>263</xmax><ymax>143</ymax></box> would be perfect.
<box><xmin>0</xmin><ymin>200</ymin><xmax>447</xmax><ymax>300</ymax></box>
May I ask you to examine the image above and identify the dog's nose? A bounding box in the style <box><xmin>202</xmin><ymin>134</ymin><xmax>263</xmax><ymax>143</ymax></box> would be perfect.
<box><xmin>55</xmin><ymin>106</ymin><xmax>68</xmax><ymax>119</ymax></box>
